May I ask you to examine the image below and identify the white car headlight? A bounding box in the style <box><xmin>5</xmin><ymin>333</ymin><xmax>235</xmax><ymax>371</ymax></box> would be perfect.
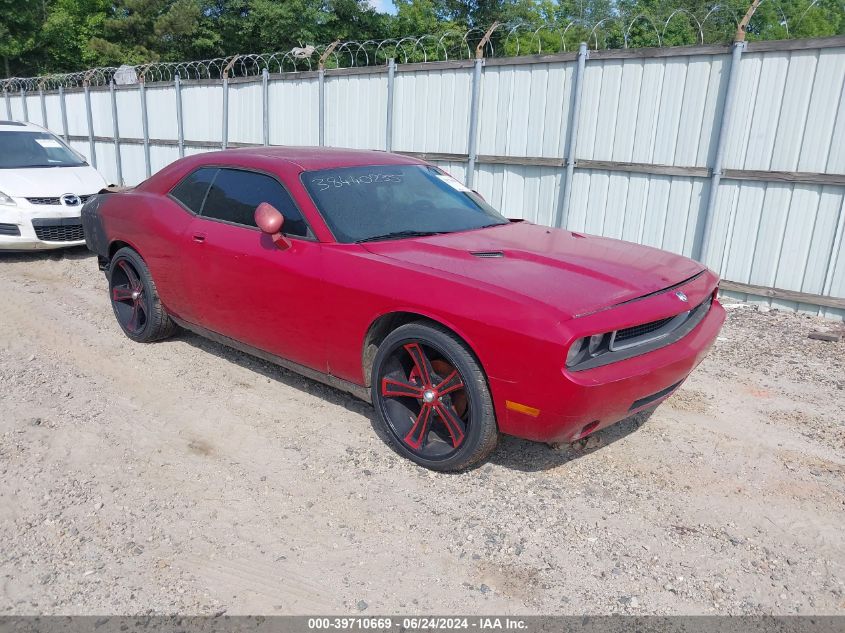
<box><xmin>0</xmin><ymin>191</ymin><xmax>16</xmax><ymax>206</ymax></box>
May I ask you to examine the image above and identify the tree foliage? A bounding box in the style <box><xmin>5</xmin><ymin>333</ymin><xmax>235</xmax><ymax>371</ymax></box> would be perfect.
<box><xmin>2</xmin><ymin>0</ymin><xmax>844</xmax><ymax>77</ymax></box>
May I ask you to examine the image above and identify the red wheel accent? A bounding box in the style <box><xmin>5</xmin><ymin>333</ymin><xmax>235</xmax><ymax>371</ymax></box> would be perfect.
<box><xmin>435</xmin><ymin>370</ymin><xmax>463</xmax><ymax>396</ymax></box>
<box><xmin>381</xmin><ymin>377</ymin><xmax>424</xmax><ymax>398</ymax></box>
<box><xmin>117</xmin><ymin>259</ymin><xmax>140</xmax><ymax>289</ymax></box>
<box><xmin>111</xmin><ymin>285</ymin><xmax>135</xmax><ymax>302</ymax></box>
<box><xmin>434</xmin><ymin>402</ymin><xmax>466</xmax><ymax>448</ymax></box>
<box><xmin>404</xmin><ymin>342</ymin><xmax>434</xmax><ymax>386</ymax></box>
<box><xmin>126</xmin><ymin>299</ymin><xmax>147</xmax><ymax>332</ymax></box>
<box><xmin>404</xmin><ymin>403</ymin><xmax>434</xmax><ymax>449</ymax></box>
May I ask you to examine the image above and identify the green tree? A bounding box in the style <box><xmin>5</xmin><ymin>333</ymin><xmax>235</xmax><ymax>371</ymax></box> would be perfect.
<box><xmin>87</xmin><ymin>0</ymin><xmax>203</xmax><ymax>65</ymax></box>
<box><xmin>746</xmin><ymin>0</ymin><xmax>844</xmax><ymax>40</ymax></box>
<box><xmin>0</xmin><ymin>0</ymin><xmax>44</xmax><ymax>77</ymax></box>
<box><xmin>39</xmin><ymin>0</ymin><xmax>110</xmax><ymax>72</ymax></box>
<box><xmin>2</xmin><ymin>0</ymin><xmax>845</xmax><ymax>78</ymax></box>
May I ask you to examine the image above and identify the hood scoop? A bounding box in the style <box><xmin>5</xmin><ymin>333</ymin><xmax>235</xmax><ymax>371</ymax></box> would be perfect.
<box><xmin>470</xmin><ymin>250</ymin><xmax>505</xmax><ymax>258</ymax></box>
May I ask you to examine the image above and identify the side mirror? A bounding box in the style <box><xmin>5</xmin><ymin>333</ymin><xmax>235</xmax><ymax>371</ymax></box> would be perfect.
<box><xmin>255</xmin><ymin>202</ymin><xmax>292</xmax><ymax>250</ymax></box>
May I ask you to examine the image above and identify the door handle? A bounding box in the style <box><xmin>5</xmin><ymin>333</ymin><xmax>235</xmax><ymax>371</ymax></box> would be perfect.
<box><xmin>192</xmin><ymin>233</ymin><xmax>206</xmax><ymax>243</ymax></box>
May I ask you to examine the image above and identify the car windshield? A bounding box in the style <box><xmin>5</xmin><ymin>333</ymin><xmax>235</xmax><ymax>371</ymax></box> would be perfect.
<box><xmin>0</xmin><ymin>130</ymin><xmax>86</xmax><ymax>169</ymax></box>
<box><xmin>301</xmin><ymin>165</ymin><xmax>509</xmax><ymax>243</ymax></box>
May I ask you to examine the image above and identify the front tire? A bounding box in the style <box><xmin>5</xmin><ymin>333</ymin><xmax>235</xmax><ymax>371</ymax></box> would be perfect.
<box><xmin>108</xmin><ymin>247</ymin><xmax>176</xmax><ymax>343</ymax></box>
<box><xmin>371</xmin><ymin>322</ymin><xmax>498</xmax><ymax>471</ymax></box>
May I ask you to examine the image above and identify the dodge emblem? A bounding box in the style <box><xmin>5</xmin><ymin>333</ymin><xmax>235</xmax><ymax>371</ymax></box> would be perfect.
<box><xmin>676</xmin><ymin>291</ymin><xmax>688</xmax><ymax>302</ymax></box>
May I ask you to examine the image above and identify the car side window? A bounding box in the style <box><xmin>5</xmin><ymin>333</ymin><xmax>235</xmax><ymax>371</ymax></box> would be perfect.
<box><xmin>201</xmin><ymin>168</ymin><xmax>310</xmax><ymax>238</ymax></box>
<box><xmin>170</xmin><ymin>167</ymin><xmax>218</xmax><ymax>213</ymax></box>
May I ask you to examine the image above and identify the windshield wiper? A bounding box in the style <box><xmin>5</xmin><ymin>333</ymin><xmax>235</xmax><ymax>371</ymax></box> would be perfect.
<box><xmin>0</xmin><ymin>164</ymin><xmax>74</xmax><ymax>169</ymax></box>
<box><xmin>356</xmin><ymin>230</ymin><xmax>444</xmax><ymax>243</ymax></box>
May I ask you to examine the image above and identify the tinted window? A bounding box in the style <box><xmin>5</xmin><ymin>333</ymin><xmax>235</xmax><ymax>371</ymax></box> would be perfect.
<box><xmin>202</xmin><ymin>169</ymin><xmax>309</xmax><ymax>237</ymax></box>
<box><xmin>170</xmin><ymin>167</ymin><xmax>217</xmax><ymax>213</ymax></box>
<box><xmin>301</xmin><ymin>165</ymin><xmax>507</xmax><ymax>243</ymax></box>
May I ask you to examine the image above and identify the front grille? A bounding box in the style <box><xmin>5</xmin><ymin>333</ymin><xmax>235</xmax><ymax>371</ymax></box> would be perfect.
<box><xmin>26</xmin><ymin>194</ymin><xmax>94</xmax><ymax>206</ymax></box>
<box><xmin>32</xmin><ymin>220</ymin><xmax>84</xmax><ymax>242</ymax></box>
<box><xmin>0</xmin><ymin>222</ymin><xmax>21</xmax><ymax>236</ymax></box>
<box><xmin>27</xmin><ymin>197</ymin><xmax>60</xmax><ymax>205</ymax></box>
<box><xmin>570</xmin><ymin>295</ymin><xmax>714</xmax><ymax>372</ymax></box>
<box><xmin>614</xmin><ymin>316</ymin><xmax>675</xmax><ymax>343</ymax></box>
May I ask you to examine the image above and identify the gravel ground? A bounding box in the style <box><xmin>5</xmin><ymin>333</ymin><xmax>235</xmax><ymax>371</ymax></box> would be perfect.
<box><xmin>0</xmin><ymin>247</ymin><xmax>843</xmax><ymax>616</ymax></box>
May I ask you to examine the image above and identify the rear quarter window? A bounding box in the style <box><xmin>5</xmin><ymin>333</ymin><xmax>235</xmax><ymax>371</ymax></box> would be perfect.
<box><xmin>170</xmin><ymin>167</ymin><xmax>217</xmax><ymax>213</ymax></box>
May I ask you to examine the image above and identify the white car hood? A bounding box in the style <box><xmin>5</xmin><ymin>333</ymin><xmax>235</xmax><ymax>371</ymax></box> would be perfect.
<box><xmin>0</xmin><ymin>165</ymin><xmax>107</xmax><ymax>197</ymax></box>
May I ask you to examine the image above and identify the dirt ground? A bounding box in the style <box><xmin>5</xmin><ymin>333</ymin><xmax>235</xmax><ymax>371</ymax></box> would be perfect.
<box><xmin>0</xmin><ymin>247</ymin><xmax>843</xmax><ymax>616</ymax></box>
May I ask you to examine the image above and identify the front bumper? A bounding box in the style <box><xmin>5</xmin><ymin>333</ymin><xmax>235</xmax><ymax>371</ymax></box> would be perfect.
<box><xmin>0</xmin><ymin>199</ymin><xmax>86</xmax><ymax>251</ymax></box>
<box><xmin>492</xmin><ymin>274</ymin><xmax>725</xmax><ymax>443</ymax></box>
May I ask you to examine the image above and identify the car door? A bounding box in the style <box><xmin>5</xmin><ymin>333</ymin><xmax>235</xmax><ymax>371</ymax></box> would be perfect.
<box><xmin>181</xmin><ymin>167</ymin><xmax>327</xmax><ymax>373</ymax></box>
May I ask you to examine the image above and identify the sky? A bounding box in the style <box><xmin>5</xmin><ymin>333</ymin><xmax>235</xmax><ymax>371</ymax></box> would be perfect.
<box><xmin>369</xmin><ymin>0</ymin><xmax>397</xmax><ymax>14</ymax></box>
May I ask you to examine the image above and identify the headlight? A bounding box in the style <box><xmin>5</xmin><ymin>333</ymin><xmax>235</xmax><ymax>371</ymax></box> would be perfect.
<box><xmin>0</xmin><ymin>191</ymin><xmax>16</xmax><ymax>206</ymax></box>
<box><xmin>566</xmin><ymin>333</ymin><xmax>610</xmax><ymax>368</ymax></box>
<box><xmin>566</xmin><ymin>338</ymin><xmax>586</xmax><ymax>366</ymax></box>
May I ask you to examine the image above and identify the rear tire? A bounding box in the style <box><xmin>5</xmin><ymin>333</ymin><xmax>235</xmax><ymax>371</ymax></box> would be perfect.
<box><xmin>108</xmin><ymin>247</ymin><xmax>177</xmax><ymax>343</ymax></box>
<box><xmin>371</xmin><ymin>322</ymin><xmax>498</xmax><ymax>471</ymax></box>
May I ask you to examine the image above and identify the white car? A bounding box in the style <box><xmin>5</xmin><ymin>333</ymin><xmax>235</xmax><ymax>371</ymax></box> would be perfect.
<box><xmin>0</xmin><ymin>120</ymin><xmax>108</xmax><ymax>251</ymax></box>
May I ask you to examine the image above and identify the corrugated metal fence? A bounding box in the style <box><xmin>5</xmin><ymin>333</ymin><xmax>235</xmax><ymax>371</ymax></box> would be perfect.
<box><xmin>4</xmin><ymin>36</ymin><xmax>844</xmax><ymax>318</ymax></box>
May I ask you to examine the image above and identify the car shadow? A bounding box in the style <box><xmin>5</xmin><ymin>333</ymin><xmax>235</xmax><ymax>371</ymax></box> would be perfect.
<box><xmin>175</xmin><ymin>329</ymin><xmax>375</xmax><ymax>417</ymax></box>
<box><xmin>0</xmin><ymin>245</ymin><xmax>93</xmax><ymax>262</ymax></box>
<box><xmin>489</xmin><ymin>409</ymin><xmax>655</xmax><ymax>473</ymax></box>
<box><xmin>174</xmin><ymin>330</ymin><xmax>417</xmax><ymax>463</ymax></box>
<box><xmin>171</xmin><ymin>328</ymin><xmax>654</xmax><ymax>474</ymax></box>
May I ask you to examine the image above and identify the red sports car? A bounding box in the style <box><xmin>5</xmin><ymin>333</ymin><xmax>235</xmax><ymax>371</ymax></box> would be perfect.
<box><xmin>83</xmin><ymin>147</ymin><xmax>725</xmax><ymax>471</ymax></box>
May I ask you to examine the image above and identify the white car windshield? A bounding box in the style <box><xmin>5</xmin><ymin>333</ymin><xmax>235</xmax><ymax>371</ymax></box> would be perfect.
<box><xmin>0</xmin><ymin>131</ymin><xmax>86</xmax><ymax>169</ymax></box>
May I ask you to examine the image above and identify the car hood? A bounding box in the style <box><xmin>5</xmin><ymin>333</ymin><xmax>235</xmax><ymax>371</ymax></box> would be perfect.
<box><xmin>0</xmin><ymin>165</ymin><xmax>107</xmax><ymax>197</ymax></box>
<box><xmin>361</xmin><ymin>222</ymin><xmax>705</xmax><ymax>319</ymax></box>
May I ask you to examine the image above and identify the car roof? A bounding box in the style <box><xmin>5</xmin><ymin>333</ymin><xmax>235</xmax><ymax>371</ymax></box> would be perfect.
<box><xmin>0</xmin><ymin>120</ymin><xmax>49</xmax><ymax>132</ymax></box>
<box><xmin>194</xmin><ymin>146</ymin><xmax>425</xmax><ymax>171</ymax></box>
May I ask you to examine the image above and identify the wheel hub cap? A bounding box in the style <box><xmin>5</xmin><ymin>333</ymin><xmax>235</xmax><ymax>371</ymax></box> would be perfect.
<box><xmin>422</xmin><ymin>389</ymin><xmax>436</xmax><ymax>403</ymax></box>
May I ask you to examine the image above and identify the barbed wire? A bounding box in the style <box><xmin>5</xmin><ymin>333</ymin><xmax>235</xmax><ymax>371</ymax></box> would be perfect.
<box><xmin>0</xmin><ymin>0</ymin><xmax>840</xmax><ymax>92</ymax></box>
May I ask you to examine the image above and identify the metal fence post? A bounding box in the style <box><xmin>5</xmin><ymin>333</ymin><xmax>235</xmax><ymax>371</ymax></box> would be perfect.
<box><xmin>222</xmin><ymin>75</ymin><xmax>229</xmax><ymax>149</ymax></box>
<box><xmin>555</xmin><ymin>42</ymin><xmax>588</xmax><ymax>229</ymax></box>
<box><xmin>385</xmin><ymin>58</ymin><xmax>395</xmax><ymax>151</ymax></box>
<box><xmin>84</xmin><ymin>84</ymin><xmax>97</xmax><ymax>168</ymax></box>
<box><xmin>221</xmin><ymin>56</ymin><xmax>239</xmax><ymax>150</ymax></box>
<box><xmin>3</xmin><ymin>88</ymin><xmax>11</xmax><ymax>119</ymax></box>
<box><xmin>110</xmin><ymin>80</ymin><xmax>123</xmax><ymax>185</ymax></box>
<box><xmin>139</xmin><ymin>79</ymin><xmax>151</xmax><ymax>178</ymax></box>
<box><xmin>316</xmin><ymin>42</ymin><xmax>339</xmax><ymax>148</ymax></box>
<box><xmin>318</xmin><ymin>69</ymin><xmax>326</xmax><ymax>146</ymax></box>
<box><xmin>58</xmin><ymin>85</ymin><xmax>69</xmax><ymax>141</ymax></box>
<box><xmin>38</xmin><ymin>87</ymin><xmax>47</xmax><ymax>128</ymax></box>
<box><xmin>465</xmin><ymin>21</ymin><xmax>499</xmax><ymax>189</ymax></box>
<box><xmin>695</xmin><ymin>41</ymin><xmax>746</xmax><ymax>263</ymax></box>
<box><xmin>174</xmin><ymin>74</ymin><xmax>185</xmax><ymax>158</ymax></box>
<box><xmin>819</xmin><ymin>197</ymin><xmax>845</xmax><ymax>316</ymax></box>
<box><xmin>20</xmin><ymin>87</ymin><xmax>28</xmax><ymax>121</ymax></box>
<box><xmin>465</xmin><ymin>58</ymin><xmax>484</xmax><ymax>188</ymax></box>
<box><xmin>262</xmin><ymin>68</ymin><xmax>269</xmax><ymax>146</ymax></box>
